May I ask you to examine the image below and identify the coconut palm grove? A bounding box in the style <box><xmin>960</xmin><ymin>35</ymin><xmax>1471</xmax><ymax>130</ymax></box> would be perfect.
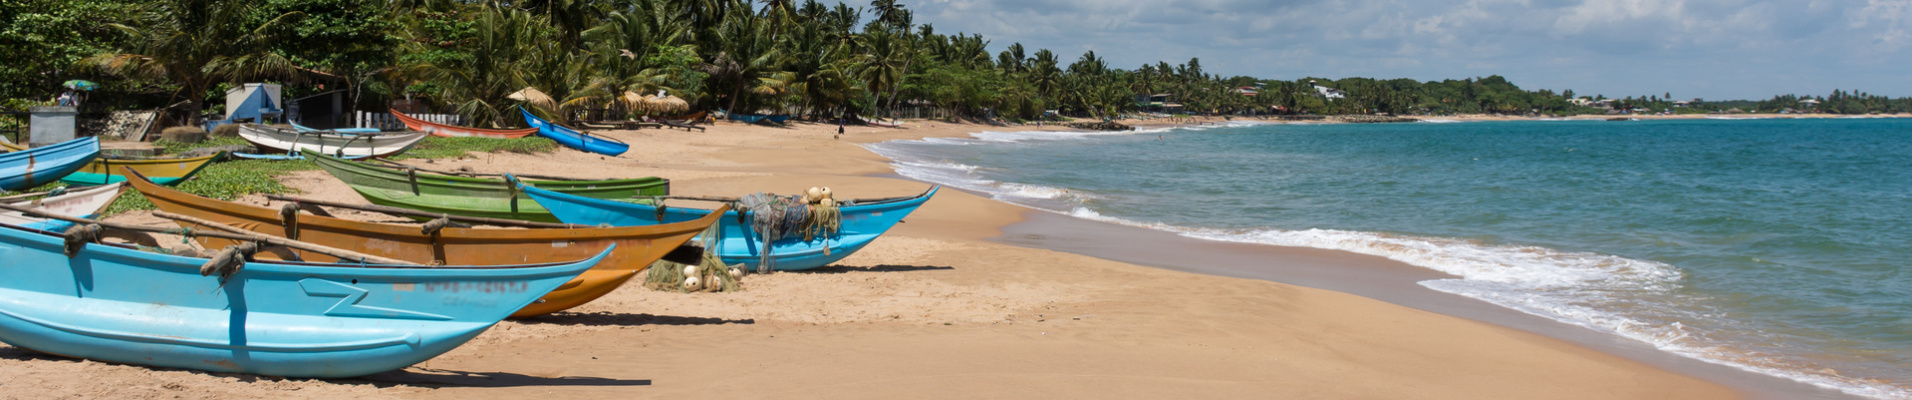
<box><xmin>8</xmin><ymin>0</ymin><xmax>1908</xmax><ymax>127</ymax></box>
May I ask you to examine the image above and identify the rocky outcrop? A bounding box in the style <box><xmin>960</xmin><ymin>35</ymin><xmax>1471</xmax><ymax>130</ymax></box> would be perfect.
<box><xmin>1064</xmin><ymin>121</ymin><xmax>1134</xmax><ymax>131</ymax></box>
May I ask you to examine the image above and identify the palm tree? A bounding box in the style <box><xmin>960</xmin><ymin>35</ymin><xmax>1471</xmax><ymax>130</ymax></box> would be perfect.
<box><xmin>79</xmin><ymin>0</ymin><xmax>303</xmax><ymax>126</ymax></box>
<box><xmin>855</xmin><ymin>29</ymin><xmax>906</xmax><ymax>115</ymax></box>
<box><xmin>404</xmin><ymin>5</ymin><xmax>551</xmax><ymax>127</ymax></box>
<box><xmin>699</xmin><ymin>7</ymin><xmax>787</xmax><ymax>114</ymax></box>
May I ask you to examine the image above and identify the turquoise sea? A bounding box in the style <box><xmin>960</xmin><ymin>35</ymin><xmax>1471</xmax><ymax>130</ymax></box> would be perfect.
<box><xmin>865</xmin><ymin>118</ymin><xmax>1912</xmax><ymax>398</ymax></box>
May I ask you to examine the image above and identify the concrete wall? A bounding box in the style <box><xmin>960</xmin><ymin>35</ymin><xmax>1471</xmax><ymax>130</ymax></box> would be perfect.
<box><xmin>28</xmin><ymin>106</ymin><xmax>76</xmax><ymax>146</ymax></box>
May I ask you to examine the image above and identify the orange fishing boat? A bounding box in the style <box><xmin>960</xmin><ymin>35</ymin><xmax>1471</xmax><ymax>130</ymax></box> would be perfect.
<box><xmin>391</xmin><ymin>110</ymin><xmax>538</xmax><ymax>138</ymax></box>
<box><xmin>126</xmin><ymin>168</ymin><xmax>724</xmax><ymax>318</ymax></box>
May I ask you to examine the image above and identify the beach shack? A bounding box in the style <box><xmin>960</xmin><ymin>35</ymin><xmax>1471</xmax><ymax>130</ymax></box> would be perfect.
<box><xmin>291</xmin><ymin>90</ymin><xmax>346</xmax><ymax>129</ymax></box>
<box><xmin>205</xmin><ymin>83</ymin><xmax>283</xmax><ymax>131</ymax></box>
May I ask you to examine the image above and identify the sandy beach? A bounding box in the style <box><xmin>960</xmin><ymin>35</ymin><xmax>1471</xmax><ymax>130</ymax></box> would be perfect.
<box><xmin>0</xmin><ymin>119</ymin><xmax>1816</xmax><ymax>399</ymax></box>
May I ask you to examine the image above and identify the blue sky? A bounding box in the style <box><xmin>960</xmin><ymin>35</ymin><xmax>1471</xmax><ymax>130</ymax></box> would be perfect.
<box><xmin>832</xmin><ymin>0</ymin><xmax>1912</xmax><ymax>100</ymax></box>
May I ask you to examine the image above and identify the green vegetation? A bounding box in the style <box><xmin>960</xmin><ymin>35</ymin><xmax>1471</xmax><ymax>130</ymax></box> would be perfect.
<box><xmin>390</xmin><ymin>136</ymin><xmax>559</xmax><ymax>160</ymax></box>
<box><xmin>102</xmin><ymin>159</ymin><xmax>317</xmax><ymax>215</ymax></box>
<box><xmin>7</xmin><ymin>0</ymin><xmax>1906</xmax><ymax>124</ymax></box>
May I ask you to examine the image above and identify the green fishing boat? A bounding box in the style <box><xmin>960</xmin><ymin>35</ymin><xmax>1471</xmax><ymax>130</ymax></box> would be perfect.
<box><xmin>306</xmin><ymin>150</ymin><xmax>667</xmax><ymax>223</ymax></box>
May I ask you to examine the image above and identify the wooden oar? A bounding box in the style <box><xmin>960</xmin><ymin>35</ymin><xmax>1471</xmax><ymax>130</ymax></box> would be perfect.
<box><xmin>0</xmin><ymin>202</ymin><xmax>419</xmax><ymax>265</ymax></box>
<box><xmin>365</xmin><ymin>159</ymin><xmax>593</xmax><ymax>182</ymax></box>
<box><xmin>151</xmin><ymin>211</ymin><xmax>418</xmax><ymax>265</ymax></box>
<box><xmin>261</xmin><ymin>194</ymin><xmax>587</xmax><ymax>229</ymax></box>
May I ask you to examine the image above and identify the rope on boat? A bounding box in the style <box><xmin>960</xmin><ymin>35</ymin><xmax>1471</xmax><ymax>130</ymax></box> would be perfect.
<box><xmin>200</xmin><ymin>242</ymin><xmax>259</xmax><ymax>280</ymax></box>
<box><xmin>278</xmin><ymin>203</ymin><xmax>301</xmax><ymax>240</ymax></box>
<box><xmin>62</xmin><ymin>224</ymin><xmax>101</xmax><ymax>256</ymax></box>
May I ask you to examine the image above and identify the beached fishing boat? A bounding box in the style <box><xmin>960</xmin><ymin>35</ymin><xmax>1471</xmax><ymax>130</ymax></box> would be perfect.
<box><xmin>0</xmin><ymin>141</ymin><xmax>220</xmax><ymax>186</ymax></box>
<box><xmin>0</xmin><ymin>221</ymin><xmax>605</xmax><ymax>378</ymax></box>
<box><xmin>0</xmin><ymin>183</ymin><xmax>123</xmax><ymax>231</ymax></box>
<box><xmin>765</xmin><ymin>114</ymin><xmax>793</xmax><ymax>124</ymax></box>
<box><xmin>0</xmin><ymin>136</ymin><xmax>99</xmax><ymax>191</ymax></box>
<box><xmin>237</xmin><ymin>124</ymin><xmax>428</xmax><ymax>159</ymax></box>
<box><xmin>291</xmin><ymin>122</ymin><xmax>381</xmax><ymax>134</ymax></box>
<box><xmin>308</xmin><ymin>151</ymin><xmax>668</xmax><ymax>223</ymax></box>
<box><xmin>392</xmin><ymin>111</ymin><xmax>537</xmax><ymax>139</ymax></box>
<box><xmin>522</xmin><ymin>183</ymin><xmax>938</xmax><ymax>271</ymax></box>
<box><xmin>60</xmin><ymin>152</ymin><xmax>223</xmax><ymax>186</ymax></box>
<box><xmin>726</xmin><ymin>112</ymin><xmax>768</xmax><ymax>124</ymax></box>
<box><xmin>129</xmin><ymin>170</ymin><xmax>722</xmax><ymax>318</ymax></box>
<box><xmin>520</xmin><ymin>109</ymin><xmax>629</xmax><ymax>156</ymax></box>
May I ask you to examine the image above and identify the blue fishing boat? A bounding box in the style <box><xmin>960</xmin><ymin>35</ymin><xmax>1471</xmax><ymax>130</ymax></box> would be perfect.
<box><xmin>725</xmin><ymin>112</ymin><xmax>772</xmax><ymax>124</ymax></box>
<box><xmin>0</xmin><ymin>136</ymin><xmax>99</xmax><ymax>191</ymax></box>
<box><xmin>765</xmin><ymin>114</ymin><xmax>793</xmax><ymax>124</ymax></box>
<box><xmin>520</xmin><ymin>182</ymin><xmax>938</xmax><ymax>271</ymax></box>
<box><xmin>0</xmin><ymin>223</ymin><xmax>608</xmax><ymax>378</ymax></box>
<box><xmin>520</xmin><ymin>108</ymin><xmax>629</xmax><ymax>156</ymax></box>
<box><xmin>291</xmin><ymin>122</ymin><xmax>382</xmax><ymax>134</ymax></box>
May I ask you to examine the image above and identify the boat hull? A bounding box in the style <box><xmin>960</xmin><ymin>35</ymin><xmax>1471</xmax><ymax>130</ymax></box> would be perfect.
<box><xmin>129</xmin><ymin>172</ymin><xmax>721</xmax><ymax>318</ymax></box>
<box><xmin>308</xmin><ymin>151</ymin><xmax>668</xmax><ymax>223</ymax></box>
<box><xmin>238</xmin><ymin>124</ymin><xmax>428</xmax><ymax>159</ymax></box>
<box><xmin>291</xmin><ymin>122</ymin><xmax>381</xmax><ymax>134</ymax></box>
<box><xmin>522</xmin><ymin>109</ymin><xmax>630</xmax><ymax>156</ymax></box>
<box><xmin>0</xmin><ymin>183</ymin><xmax>123</xmax><ymax>232</ymax></box>
<box><xmin>0</xmin><ymin>137</ymin><xmax>98</xmax><ymax>191</ymax></box>
<box><xmin>59</xmin><ymin>153</ymin><xmax>222</xmax><ymax>186</ymax></box>
<box><xmin>0</xmin><ymin>223</ymin><xmax>603</xmax><ymax>378</ymax></box>
<box><xmin>523</xmin><ymin>185</ymin><xmax>938</xmax><ymax>270</ymax></box>
<box><xmin>393</xmin><ymin>111</ymin><xmax>537</xmax><ymax>139</ymax></box>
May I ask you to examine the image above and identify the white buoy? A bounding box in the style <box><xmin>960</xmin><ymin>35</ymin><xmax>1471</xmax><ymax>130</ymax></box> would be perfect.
<box><xmin>819</xmin><ymin>198</ymin><xmax>835</xmax><ymax>208</ymax></box>
<box><xmin>819</xmin><ymin>187</ymin><xmax>834</xmax><ymax>199</ymax></box>
<box><xmin>683</xmin><ymin>276</ymin><xmax>700</xmax><ymax>289</ymax></box>
<box><xmin>728</xmin><ymin>268</ymin><xmax>742</xmax><ymax>278</ymax></box>
<box><xmin>682</xmin><ymin>265</ymin><xmax>698</xmax><ymax>276</ymax></box>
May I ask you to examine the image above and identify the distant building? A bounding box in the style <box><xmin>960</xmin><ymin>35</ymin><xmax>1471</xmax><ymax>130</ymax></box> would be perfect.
<box><xmin>1235</xmin><ymin>86</ymin><xmax>1258</xmax><ymax>96</ymax></box>
<box><xmin>1568</xmin><ymin>98</ymin><xmax>1594</xmax><ymax>107</ymax></box>
<box><xmin>1309</xmin><ymin>81</ymin><xmax>1346</xmax><ymax>100</ymax></box>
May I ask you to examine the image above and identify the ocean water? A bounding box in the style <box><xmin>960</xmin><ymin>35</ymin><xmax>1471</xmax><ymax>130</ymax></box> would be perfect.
<box><xmin>865</xmin><ymin>119</ymin><xmax>1912</xmax><ymax>398</ymax></box>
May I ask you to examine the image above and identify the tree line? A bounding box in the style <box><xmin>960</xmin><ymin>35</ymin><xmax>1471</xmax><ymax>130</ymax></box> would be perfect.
<box><xmin>3</xmin><ymin>0</ymin><xmax>1905</xmax><ymax>129</ymax></box>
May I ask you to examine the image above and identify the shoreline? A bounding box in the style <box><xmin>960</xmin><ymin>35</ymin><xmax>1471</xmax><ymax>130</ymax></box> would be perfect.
<box><xmin>0</xmin><ymin>118</ymin><xmax>1818</xmax><ymax>398</ymax></box>
<box><xmin>860</xmin><ymin>119</ymin><xmax>1870</xmax><ymax>399</ymax></box>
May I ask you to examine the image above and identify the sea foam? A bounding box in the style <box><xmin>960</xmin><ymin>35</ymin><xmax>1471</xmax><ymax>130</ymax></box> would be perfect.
<box><xmin>862</xmin><ymin>121</ymin><xmax>1912</xmax><ymax>399</ymax></box>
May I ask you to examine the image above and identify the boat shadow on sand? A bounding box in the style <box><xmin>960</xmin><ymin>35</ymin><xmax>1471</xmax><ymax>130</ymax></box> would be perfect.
<box><xmin>0</xmin><ymin>345</ymin><xmax>650</xmax><ymax>389</ymax></box>
<box><xmin>359</xmin><ymin>368</ymin><xmax>651</xmax><ymax>388</ymax></box>
<box><xmin>791</xmin><ymin>264</ymin><xmax>955</xmax><ymax>274</ymax></box>
<box><xmin>517</xmin><ymin>311</ymin><xmax>755</xmax><ymax>327</ymax></box>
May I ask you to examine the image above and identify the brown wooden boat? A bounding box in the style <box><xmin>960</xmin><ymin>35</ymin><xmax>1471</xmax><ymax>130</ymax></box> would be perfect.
<box><xmin>125</xmin><ymin>168</ymin><xmax>726</xmax><ymax>318</ymax></box>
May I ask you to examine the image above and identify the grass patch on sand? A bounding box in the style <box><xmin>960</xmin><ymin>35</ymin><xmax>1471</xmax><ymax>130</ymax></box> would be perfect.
<box><xmin>103</xmin><ymin>159</ymin><xmax>317</xmax><ymax>215</ymax></box>
<box><xmin>391</xmin><ymin>136</ymin><xmax>559</xmax><ymax>160</ymax></box>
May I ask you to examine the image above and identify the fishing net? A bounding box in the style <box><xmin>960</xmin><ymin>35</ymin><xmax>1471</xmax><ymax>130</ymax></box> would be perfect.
<box><xmin>643</xmin><ymin>189</ymin><xmax>846</xmax><ymax>290</ymax></box>
<box><xmin>644</xmin><ymin>222</ymin><xmax>744</xmax><ymax>292</ymax></box>
<box><xmin>737</xmin><ymin>192</ymin><xmax>842</xmax><ymax>272</ymax></box>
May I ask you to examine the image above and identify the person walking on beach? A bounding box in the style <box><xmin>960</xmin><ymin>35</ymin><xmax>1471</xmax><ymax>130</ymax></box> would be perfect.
<box><xmin>836</xmin><ymin>118</ymin><xmax>844</xmax><ymax>140</ymax></box>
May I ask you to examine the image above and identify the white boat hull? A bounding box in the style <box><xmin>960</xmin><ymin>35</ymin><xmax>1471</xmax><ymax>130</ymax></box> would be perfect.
<box><xmin>237</xmin><ymin>125</ymin><xmax>428</xmax><ymax>159</ymax></box>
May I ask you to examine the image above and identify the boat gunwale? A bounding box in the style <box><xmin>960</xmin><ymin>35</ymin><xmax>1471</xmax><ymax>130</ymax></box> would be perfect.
<box><xmin>131</xmin><ymin>168</ymin><xmax>726</xmax><ymax>242</ymax></box>
<box><xmin>0</xmin><ymin>220</ymin><xmax>604</xmax><ymax>272</ymax></box>
<box><xmin>306</xmin><ymin>150</ymin><xmax>665</xmax><ymax>190</ymax></box>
